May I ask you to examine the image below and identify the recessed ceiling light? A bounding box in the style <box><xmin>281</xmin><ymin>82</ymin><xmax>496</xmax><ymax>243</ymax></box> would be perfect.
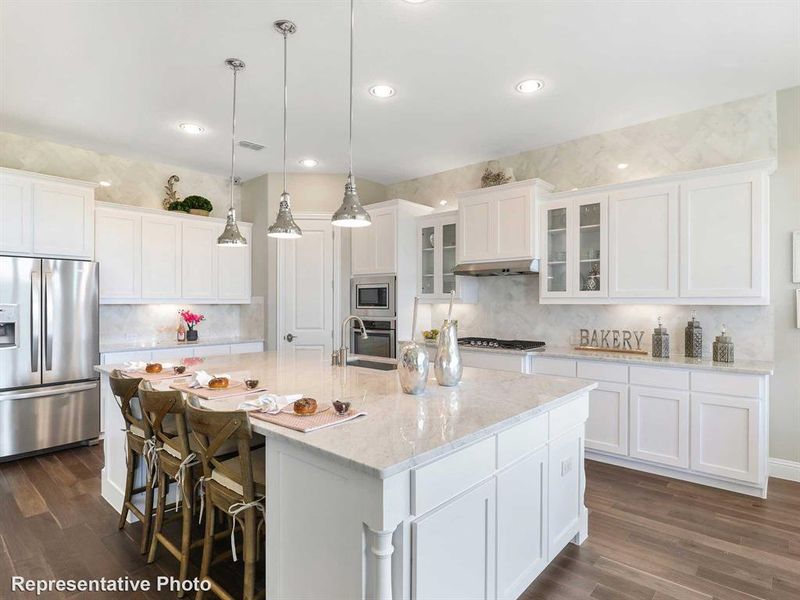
<box><xmin>369</xmin><ymin>85</ymin><xmax>395</xmax><ymax>98</ymax></box>
<box><xmin>179</xmin><ymin>122</ymin><xmax>206</xmax><ymax>135</ymax></box>
<box><xmin>515</xmin><ymin>79</ymin><xmax>544</xmax><ymax>94</ymax></box>
<box><xmin>617</xmin><ymin>163</ymin><xmax>629</xmax><ymax>170</ymax></box>
<box><xmin>98</xmin><ymin>180</ymin><xmax>111</xmax><ymax>187</ymax></box>
<box><xmin>439</xmin><ymin>200</ymin><xmax>448</xmax><ymax>206</ymax></box>
<box><xmin>299</xmin><ymin>158</ymin><xmax>318</xmax><ymax>168</ymax></box>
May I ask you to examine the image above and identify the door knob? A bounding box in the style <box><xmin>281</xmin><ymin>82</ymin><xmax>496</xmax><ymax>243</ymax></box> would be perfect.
<box><xmin>285</xmin><ymin>333</ymin><xmax>295</xmax><ymax>342</ymax></box>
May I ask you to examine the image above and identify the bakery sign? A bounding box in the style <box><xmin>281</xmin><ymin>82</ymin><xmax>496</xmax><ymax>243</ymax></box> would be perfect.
<box><xmin>577</xmin><ymin>328</ymin><xmax>647</xmax><ymax>355</ymax></box>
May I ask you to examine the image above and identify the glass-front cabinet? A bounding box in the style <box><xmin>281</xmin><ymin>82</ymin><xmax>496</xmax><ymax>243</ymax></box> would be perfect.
<box><xmin>540</xmin><ymin>194</ymin><xmax>608</xmax><ymax>299</ymax></box>
<box><xmin>417</xmin><ymin>211</ymin><xmax>477</xmax><ymax>303</ymax></box>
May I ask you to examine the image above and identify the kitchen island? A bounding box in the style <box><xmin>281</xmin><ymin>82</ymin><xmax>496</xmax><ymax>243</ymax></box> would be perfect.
<box><xmin>97</xmin><ymin>351</ymin><xmax>597</xmax><ymax>600</ymax></box>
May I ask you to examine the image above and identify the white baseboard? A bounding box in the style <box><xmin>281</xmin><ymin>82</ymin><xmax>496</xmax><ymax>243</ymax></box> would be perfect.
<box><xmin>769</xmin><ymin>457</ymin><xmax>800</xmax><ymax>482</ymax></box>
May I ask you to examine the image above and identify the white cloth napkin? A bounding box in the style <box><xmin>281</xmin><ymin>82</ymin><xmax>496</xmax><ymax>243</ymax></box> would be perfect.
<box><xmin>238</xmin><ymin>393</ymin><xmax>303</xmax><ymax>414</ymax></box>
<box><xmin>190</xmin><ymin>370</ymin><xmax>231</xmax><ymax>388</ymax></box>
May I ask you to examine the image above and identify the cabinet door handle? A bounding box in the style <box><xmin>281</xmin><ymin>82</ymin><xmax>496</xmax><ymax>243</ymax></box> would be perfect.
<box><xmin>284</xmin><ymin>333</ymin><xmax>295</xmax><ymax>342</ymax></box>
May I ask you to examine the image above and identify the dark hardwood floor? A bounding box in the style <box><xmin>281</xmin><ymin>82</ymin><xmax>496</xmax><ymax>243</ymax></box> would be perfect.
<box><xmin>1</xmin><ymin>445</ymin><xmax>799</xmax><ymax>599</ymax></box>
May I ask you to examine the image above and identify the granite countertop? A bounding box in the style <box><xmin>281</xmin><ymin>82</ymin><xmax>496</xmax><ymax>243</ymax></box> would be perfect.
<box><xmin>99</xmin><ymin>337</ymin><xmax>265</xmax><ymax>354</ymax></box>
<box><xmin>423</xmin><ymin>340</ymin><xmax>543</xmax><ymax>356</ymax></box>
<box><xmin>540</xmin><ymin>347</ymin><xmax>774</xmax><ymax>375</ymax></box>
<box><xmin>96</xmin><ymin>352</ymin><xmax>596</xmax><ymax>479</ymax></box>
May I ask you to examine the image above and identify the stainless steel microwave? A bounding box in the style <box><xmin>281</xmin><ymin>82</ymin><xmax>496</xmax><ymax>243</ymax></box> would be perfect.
<box><xmin>351</xmin><ymin>275</ymin><xmax>396</xmax><ymax>318</ymax></box>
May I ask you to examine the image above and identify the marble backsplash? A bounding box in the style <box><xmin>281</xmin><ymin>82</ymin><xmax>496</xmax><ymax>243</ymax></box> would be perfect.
<box><xmin>100</xmin><ymin>296</ymin><xmax>265</xmax><ymax>346</ymax></box>
<box><xmin>428</xmin><ymin>277</ymin><xmax>773</xmax><ymax>361</ymax></box>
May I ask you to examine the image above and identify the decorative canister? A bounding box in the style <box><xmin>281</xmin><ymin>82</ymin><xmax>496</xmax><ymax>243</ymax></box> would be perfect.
<box><xmin>434</xmin><ymin>320</ymin><xmax>462</xmax><ymax>387</ymax></box>
<box><xmin>651</xmin><ymin>316</ymin><xmax>670</xmax><ymax>358</ymax></box>
<box><xmin>684</xmin><ymin>311</ymin><xmax>703</xmax><ymax>358</ymax></box>
<box><xmin>712</xmin><ymin>325</ymin><xmax>735</xmax><ymax>363</ymax></box>
<box><xmin>398</xmin><ymin>296</ymin><xmax>430</xmax><ymax>394</ymax></box>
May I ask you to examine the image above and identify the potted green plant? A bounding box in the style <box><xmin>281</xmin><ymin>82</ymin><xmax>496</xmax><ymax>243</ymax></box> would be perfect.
<box><xmin>182</xmin><ymin>195</ymin><xmax>214</xmax><ymax>216</ymax></box>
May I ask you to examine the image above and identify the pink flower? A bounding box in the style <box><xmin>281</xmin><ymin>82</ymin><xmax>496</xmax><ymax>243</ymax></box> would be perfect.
<box><xmin>179</xmin><ymin>309</ymin><xmax>205</xmax><ymax>329</ymax></box>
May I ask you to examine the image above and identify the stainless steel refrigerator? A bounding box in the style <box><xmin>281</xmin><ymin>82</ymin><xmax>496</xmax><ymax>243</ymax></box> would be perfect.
<box><xmin>0</xmin><ymin>257</ymin><xmax>100</xmax><ymax>460</ymax></box>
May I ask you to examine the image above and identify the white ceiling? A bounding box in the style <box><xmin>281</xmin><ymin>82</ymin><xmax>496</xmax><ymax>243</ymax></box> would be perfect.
<box><xmin>1</xmin><ymin>1</ymin><xmax>798</xmax><ymax>184</ymax></box>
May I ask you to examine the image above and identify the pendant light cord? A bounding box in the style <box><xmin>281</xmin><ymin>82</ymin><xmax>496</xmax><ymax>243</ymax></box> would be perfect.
<box><xmin>229</xmin><ymin>65</ymin><xmax>238</xmax><ymax>211</ymax></box>
<box><xmin>348</xmin><ymin>0</ymin><xmax>354</xmax><ymax>180</ymax></box>
<box><xmin>283</xmin><ymin>29</ymin><xmax>288</xmax><ymax>197</ymax></box>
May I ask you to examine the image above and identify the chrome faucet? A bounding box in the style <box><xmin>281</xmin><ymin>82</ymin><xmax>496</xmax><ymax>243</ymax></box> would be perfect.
<box><xmin>333</xmin><ymin>315</ymin><xmax>368</xmax><ymax>366</ymax></box>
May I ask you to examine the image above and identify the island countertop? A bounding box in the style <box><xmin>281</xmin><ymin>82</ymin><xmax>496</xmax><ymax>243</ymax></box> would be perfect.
<box><xmin>96</xmin><ymin>352</ymin><xmax>596</xmax><ymax>479</ymax></box>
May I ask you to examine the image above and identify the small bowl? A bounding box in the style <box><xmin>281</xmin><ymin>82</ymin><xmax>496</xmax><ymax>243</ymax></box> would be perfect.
<box><xmin>173</xmin><ymin>365</ymin><xmax>187</xmax><ymax>375</ymax></box>
<box><xmin>332</xmin><ymin>400</ymin><xmax>351</xmax><ymax>415</ymax></box>
<box><xmin>244</xmin><ymin>379</ymin><xmax>259</xmax><ymax>390</ymax></box>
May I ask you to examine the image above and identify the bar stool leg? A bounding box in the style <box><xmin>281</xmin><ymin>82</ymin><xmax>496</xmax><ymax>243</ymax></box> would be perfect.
<box><xmin>118</xmin><ymin>442</ymin><xmax>135</xmax><ymax>530</ymax></box>
<box><xmin>196</xmin><ymin>499</ymin><xmax>216</xmax><ymax>600</ymax></box>
<box><xmin>147</xmin><ymin>469</ymin><xmax>167</xmax><ymax>563</ymax></box>
<box><xmin>177</xmin><ymin>476</ymin><xmax>193</xmax><ymax>598</ymax></box>
<box><xmin>140</xmin><ymin>467</ymin><xmax>156</xmax><ymax>554</ymax></box>
<box><xmin>243</xmin><ymin>509</ymin><xmax>257</xmax><ymax>600</ymax></box>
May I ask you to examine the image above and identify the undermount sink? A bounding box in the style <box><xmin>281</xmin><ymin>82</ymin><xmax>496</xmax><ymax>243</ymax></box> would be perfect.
<box><xmin>347</xmin><ymin>359</ymin><xmax>398</xmax><ymax>371</ymax></box>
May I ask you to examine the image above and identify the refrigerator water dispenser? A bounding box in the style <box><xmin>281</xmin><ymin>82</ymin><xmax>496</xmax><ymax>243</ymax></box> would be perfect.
<box><xmin>0</xmin><ymin>304</ymin><xmax>18</xmax><ymax>348</ymax></box>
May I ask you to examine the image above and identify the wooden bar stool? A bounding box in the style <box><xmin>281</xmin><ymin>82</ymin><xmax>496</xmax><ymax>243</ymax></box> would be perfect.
<box><xmin>186</xmin><ymin>400</ymin><xmax>266</xmax><ymax>600</ymax></box>
<box><xmin>108</xmin><ymin>369</ymin><xmax>157</xmax><ymax>554</ymax></box>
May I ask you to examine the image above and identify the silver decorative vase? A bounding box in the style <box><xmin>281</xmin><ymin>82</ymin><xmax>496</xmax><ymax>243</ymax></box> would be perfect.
<box><xmin>434</xmin><ymin>320</ymin><xmax>462</xmax><ymax>387</ymax></box>
<box><xmin>397</xmin><ymin>341</ymin><xmax>430</xmax><ymax>395</ymax></box>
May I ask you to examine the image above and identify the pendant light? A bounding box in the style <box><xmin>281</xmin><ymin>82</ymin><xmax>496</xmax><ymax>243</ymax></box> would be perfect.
<box><xmin>217</xmin><ymin>58</ymin><xmax>248</xmax><ymax>246</ymax></box>
<box><xmin>268</xmin><ymin>20</ymin><xmax>303</xmax><ymax>239</ymax></box>
<box><xmin>331</xmin><ymin>0</ymin><xmax>371</xmax><ymax>228</ymax></box>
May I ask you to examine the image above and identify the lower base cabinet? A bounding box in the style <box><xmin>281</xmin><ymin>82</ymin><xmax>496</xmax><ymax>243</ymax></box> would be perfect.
<box><xmin>547</xmin><ymin>427</ymin><xmax>583</xmax><ymax>561</ymax></box>
<box><xmin>629</xmin><ymin>385</ymin><xmax>690</xmax><ymax>469</ymax></box>
<box><xmin>412</xmin><ymin>478</ymin><xmax>496</xmax><ymax>600</ymax></box>
<box><xmin>585</xmin><ymin>381</ymin><xmax>628</xmax><ymax>456</ymax></box>
<box><xmin>496</xmin><ymin>447</ymin><xmax>548</xmax><ymax>600</ymax></box>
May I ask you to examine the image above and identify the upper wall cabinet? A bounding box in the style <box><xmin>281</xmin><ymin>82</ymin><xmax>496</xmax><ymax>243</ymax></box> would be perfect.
<box><xmin>350</xmin><ymin>199</ymin><xmax>432</xmax><ymax>276</ymax></box>
<box><xmin>539</xmin><ymin>160</ymin><xmax>773</xmax><ymax>305</ymax></box>
<box><xmin>1</xmin><ymin>168</ymin><xmax>95</xmax><ymax>259</ymax></box>
<box><xmin>417</xmin><ymin>210</ymin><xmax>477</xmax><ymax>303</ymax></box>
<box><xmin>95</xmin><ymin>203</ymin><xmax>252</xmax><ymax>304</ymax></box>
<box><xmin>456</xmin><ymin>179</ymin><xmax>554</xmax><ymax>264</ymax></box>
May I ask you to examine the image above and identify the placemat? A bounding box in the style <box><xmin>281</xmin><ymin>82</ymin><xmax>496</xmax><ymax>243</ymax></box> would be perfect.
<box><xmin>169</xmin><ymin>380</ymin><xmax>267</xmax><ymax>400</ymax></box>
<box><xmin>249</xmin><ymin>407</ymin><xmax>366</xmax><ymax>433</ymax></box>
<box><xmin>122</xmin><ymin>369</ymin><xmax>194</xmax><ymax>382</ymax></box>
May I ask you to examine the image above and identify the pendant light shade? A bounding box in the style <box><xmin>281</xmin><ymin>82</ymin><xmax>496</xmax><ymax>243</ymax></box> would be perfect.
<box><xmin>332</xmin><ymin>0</ymin><xmax>371</xmax><ymax>229</ymax></box>
<box><xmin>268</xmin><ymin>20</ymin><xmax>302</xmax><ymax>239</ymax></box>
<box><xmin>217</xmin><ymin>58</ymin><xmax>248</xmax><ymax>246</ymax></box>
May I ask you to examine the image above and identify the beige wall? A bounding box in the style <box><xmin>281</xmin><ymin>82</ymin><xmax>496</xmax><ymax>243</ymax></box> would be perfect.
<box><xmin>769</xmin><ymin>87</ymin><xmax>800</xmax><ymax>464</ymax></box>
<box><xmin>241</xmin><ymin>172</ymin><xmax>387</xmax><ymax>348</ymax></box>
<box><xmin>0</xmin><ymin>130</ymin><xmax>240</xmax><ymax>217</ymax></box>
<box><xmin>387</xmin><ymin>93</ymin><xmax>777</xmax><ymax>206</ymax></box>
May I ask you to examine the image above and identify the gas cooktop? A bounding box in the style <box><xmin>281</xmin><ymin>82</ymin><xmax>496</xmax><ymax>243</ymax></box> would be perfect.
<box><xmin>458</xmin><ymin>337</ymin><xmax>546</xmax><ymax>351</ymax></box>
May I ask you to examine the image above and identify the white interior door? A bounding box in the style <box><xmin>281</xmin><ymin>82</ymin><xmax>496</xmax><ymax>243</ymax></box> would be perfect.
<box><xmin>278</xmin><ymin>217</ymin><xmax>336</xmax><ymax>362</ymax></box>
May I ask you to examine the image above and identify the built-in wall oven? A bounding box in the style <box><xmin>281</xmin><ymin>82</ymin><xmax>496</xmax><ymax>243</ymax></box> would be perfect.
<box><xmin>351</xmin><ymin>320</ymin><xmax>396</xmax><ymax>359</ymax></box>
<box><xmin>351</xmin><ymin>275</ymin><xmax>396</xmax><ymax>319</ymax></box>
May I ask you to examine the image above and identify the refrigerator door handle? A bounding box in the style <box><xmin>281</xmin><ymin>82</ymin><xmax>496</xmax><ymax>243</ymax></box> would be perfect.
<box><xmin>30</xmin><ymin>270</ymin><xmax>40</xmax><ymax>373</ymax></box>
<box><xmin>44</xmin><ymin>271</ymin><xmax>53</xmax><ymax>371</ymax></box>
<box><xmin>0</xmin><ymin>381</ymin><xmax>98</xmax><ymax>401</ymax></box>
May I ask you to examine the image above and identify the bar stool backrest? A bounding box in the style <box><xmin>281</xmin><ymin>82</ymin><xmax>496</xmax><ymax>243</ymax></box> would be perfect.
<box><xmin>185</xmin><ymin>401</ymin><xmax>258</xmax><ymax>503</ymax></box>
<box><xmin>109</xmin><ymin>370</ymin><xmax>150</xmax><ymax>437</ymax></box>
<box><xmin>138</xmin><ymin>385</ymin><xmax>191</xmax><ymax>459</ymax></box>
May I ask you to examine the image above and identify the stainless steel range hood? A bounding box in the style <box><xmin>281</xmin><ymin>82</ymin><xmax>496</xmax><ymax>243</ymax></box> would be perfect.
<box><xmin>452</xmin><ymin>259</ymin><xmax>540</xmax><ymax>277</ymax></box>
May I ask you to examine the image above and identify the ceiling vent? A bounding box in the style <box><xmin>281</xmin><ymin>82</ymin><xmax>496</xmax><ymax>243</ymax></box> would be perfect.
<box><xmin>238</xmin><ymin>140</ymin><xmax>265</xmax><ymax>151</ymax></box>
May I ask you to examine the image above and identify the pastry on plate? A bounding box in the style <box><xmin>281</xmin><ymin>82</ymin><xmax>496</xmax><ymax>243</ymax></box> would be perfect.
<box><xmin>145</xmin><ymin>363</ymin><xmax>163</xmax><ymax>374</ymax></box>
<box><xmin>208</xmin><ymin>376</ymin><xmax>230</xmax><ymax>389</ymax></box>
<box><xmin>293</xmin><ymin>397</ymin><xmax>318</xmax><ymax>415</ymax></box>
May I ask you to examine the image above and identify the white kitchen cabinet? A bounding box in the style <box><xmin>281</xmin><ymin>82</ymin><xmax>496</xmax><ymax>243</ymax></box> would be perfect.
<box><xmin>412</xmin><ymin>478</ymin><xmax>496</xmax><ymax>600</ymax></box>
<box><xmin>194</xmin><ymin>344</ymin><xmax>231</xmax><ymax>358</ymax></box>
<box><xmin>456</xmin><ymin>179</ymin><xmax>553</xmax><ymax>265</ymax></box>
<box><xmin>0</xmin><ymin>173</ymin><xmax>33</xmax><ymax>253</ymax></box>
<box><xmin>31</xmin><ymin>181</ymin><xmax>95</xmax><ymax>259</ymax></box>
<box><xmin>608</xmin><ymin>183</ymin><xmax>678</xmax><ymax>298</ymax></box>
<box><xmin>679</xmin><ymin>169</ymin><xmax>768</xmax><ymax>300</ymax></box>
<box><xmin>95</xmin><ymin>206</ymin><xmax>141</xmax><ymax>299</ymax></box>
<box><xmin>141</xmin><ymin>215</ymin><xmax>182</xmax><ymax>299</ymax></box>
<box><xmin>417</xmin><ymin>211</ymin><xmax>477</xmax><ymax>303</ymax></box>
<box><xmin>539</xmin><ymin>199</ymin><xmax>573</xmax><ymax>298</ymax></box>
<box><xmin>585</xmin><ymin>381</ymin><xmax>628</xmax><ymax>456</ymax></box>
<box><xmin>182</xmin><ymin>220</ymin><xmax>218</xmax><ymax>300</ymax></box>
<box><xmin>230</xmin><ymin>341</ymin><xmax>264</xmax><ymax>354</ymax></box>
<box><xmin>351</xmin><ymin>204</ymin><xmax>397</xmax><ymax>275</ymax></box>
<box><xmin>691</xmin><ymin>392</ymin><xmax>762</xmax><ymax>483</ymax></box>
<box><xmin>629</xmin><ymin>385</ymin><xmax>689</xmax><ymax>469</ymax></box>
<box><xmin>547</xmin><ymin>425</ymin><xmax>584</xmax><ymax>560</ymax></box>
<box><xmin>217</xmin><ymin>222</ymin><xmax>252</xmax><ymax>301</ymax></box>
<box><xmin>150</xmin><ymin>346</ymin><xmax>194</xmax><ymax>362</ymax></box>
<box><xmin>496</xmin><ymin>447</ymin><xmax>548</xmax><ymax>600</ymax></box>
